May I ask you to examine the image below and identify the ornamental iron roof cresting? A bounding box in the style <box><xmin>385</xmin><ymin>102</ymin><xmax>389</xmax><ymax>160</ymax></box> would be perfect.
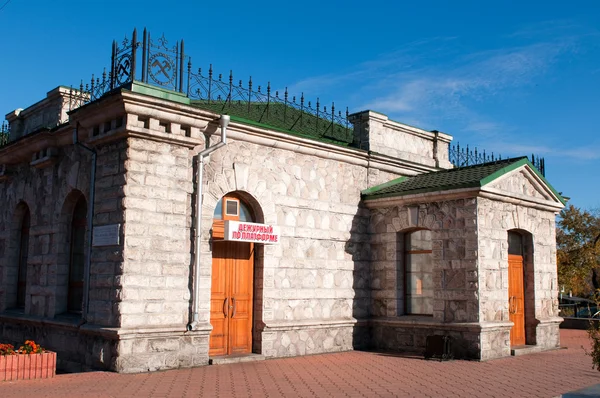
<box><xmin>448</xmin><ymin>142</ymin><xmax>545</xmax><ymax>177</ymax></box>
<box><xmin>65</xmin><ymin>28</ymin><xmax>353</xmax><ymax>145</ymax></box>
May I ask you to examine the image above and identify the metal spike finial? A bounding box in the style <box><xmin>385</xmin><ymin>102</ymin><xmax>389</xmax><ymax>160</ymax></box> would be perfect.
<box><xmin>247</xmin><ymin>79</ymin><xmax>252</xmax><ymax>114</ymax></box>
<box><xmin>258</xmin><ymin>85</ymin><xmax>261</xmax><ymax>93</ymax></box>
<box><xmin>227</xmin><ymin>70</ymin><xmax>233</xmax><ymax>104</ymax></box>
<box><xmin>267</xmin><ymin>82</ymin><xmax>271</xmax><ymax>97</ymax></box>
<box><xmin>285</xmin><ymin>88</ymin><xmax>289</xmax><ymax>103</ymax></box>
<box><xmin>218</xmin><ymin>73</ymin><xmax>222</xmax><ymax>82</ymax></box>
<box><xmin>208</xmin><ymin>66</ymin><xmax>213</xmax><ymax>103</ymax></box>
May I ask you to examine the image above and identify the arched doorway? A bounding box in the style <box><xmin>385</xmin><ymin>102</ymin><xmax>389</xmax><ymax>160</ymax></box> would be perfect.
<box><xmin>209</xmin><ymin>193</ymin><xmax>255</xmax><ymax>356</ymax></box>
<box><xmin>508</xmin><ymin>231</ymin><xmax>525</xmax><ymax>346</ymax></box>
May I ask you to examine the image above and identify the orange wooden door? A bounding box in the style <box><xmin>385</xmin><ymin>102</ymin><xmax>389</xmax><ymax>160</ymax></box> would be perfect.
<box><xmin>508</xmin><ymin>254</ymin><xmax>525</xmax><ymax>346</ymax></box>
<box><xmin>209</xmin><ymin>241</ymin><xmax>254</xmax><ymax>356</ymax></box>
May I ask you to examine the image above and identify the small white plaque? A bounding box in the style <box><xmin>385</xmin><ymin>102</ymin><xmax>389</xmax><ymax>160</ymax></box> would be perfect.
<box><xmin>93</xmin><ymin>224</ymin><xmax>120</xmax><ymax>247</ymax></box>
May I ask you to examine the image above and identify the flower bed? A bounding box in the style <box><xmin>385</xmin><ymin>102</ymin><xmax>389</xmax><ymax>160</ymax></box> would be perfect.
<box><xmin>0</xmin><ymin>341</ymin><xmax>56</xmax><ymax>381</ymax></box>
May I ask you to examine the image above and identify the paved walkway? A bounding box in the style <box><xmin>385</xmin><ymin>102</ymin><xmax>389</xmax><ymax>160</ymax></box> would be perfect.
<box><xmin>1</xmin><ymin>329</ymin><xmax>599</xmax><ymax>397</ymax></box>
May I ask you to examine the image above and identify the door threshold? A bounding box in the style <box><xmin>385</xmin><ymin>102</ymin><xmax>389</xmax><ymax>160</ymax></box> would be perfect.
<box><xmin>511</xmin><ymin>345</ymin><xmax>543</xmax><ymax>356</ymax></box>
<box><xmin>209</xmin><ymin>353</ymin><xmax>266</xmax><ymax>365</ymax></box>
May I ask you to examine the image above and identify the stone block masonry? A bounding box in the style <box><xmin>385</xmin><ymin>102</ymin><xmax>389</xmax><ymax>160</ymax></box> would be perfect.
<box><xmin>0</xmin><ymin>83</ymin><xmax>562</xmax><ymax>372</ymax></box>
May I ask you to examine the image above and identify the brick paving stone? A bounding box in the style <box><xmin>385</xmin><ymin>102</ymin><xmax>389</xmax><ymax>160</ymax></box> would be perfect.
<box><xmin>0</xmin><ymin>329</ymin><xmax>599</xmax><ymax>397</ymax></box>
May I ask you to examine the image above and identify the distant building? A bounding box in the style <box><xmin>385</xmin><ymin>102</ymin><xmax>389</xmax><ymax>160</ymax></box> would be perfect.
<box><xmin>0</xmin><ymin>30</ymin><xmax>564</xmax><ymax>372</ymax></box>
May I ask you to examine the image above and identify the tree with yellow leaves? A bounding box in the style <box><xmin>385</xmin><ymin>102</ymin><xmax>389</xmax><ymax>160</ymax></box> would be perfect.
<box><xmin>557</xmin><ymin>205</ymin><xmax>600</xmax><ymax>297</ymax></box>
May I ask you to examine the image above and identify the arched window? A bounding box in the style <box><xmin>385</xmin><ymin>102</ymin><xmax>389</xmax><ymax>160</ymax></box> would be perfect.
<box><xmin>68</xmin><ymin>196</ymin><xmax>87</xmax><ymax>314</ymax></box>
<box><xmin>402</xmin><ymin>229</ymin><xmax>433</xmax><ymax>315</ymax></box>
<box><xmin>214</xmin><ymin>195</ymin><xmax>254</xmax><ymax>222</ymax></box>
<box><xmin>212</xmin><ymin>194</ymin><xmax>254</xmax><ymax>239</ymax></box>
<box><xmin>16</xmin><ymin>207</ymin><xmax>30</xmax><ymax>309</ymax></box>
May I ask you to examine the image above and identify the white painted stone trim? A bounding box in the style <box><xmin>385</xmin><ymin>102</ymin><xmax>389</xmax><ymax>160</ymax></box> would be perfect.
<box><xmin>263</xmin><ymin>318</ymin><xmax>357</xmax><ymax>331</ymax></box>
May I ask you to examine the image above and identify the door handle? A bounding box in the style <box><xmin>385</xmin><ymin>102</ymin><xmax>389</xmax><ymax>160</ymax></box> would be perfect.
<box><xmin>232</xmin><ymin>297</ymin><xmax>237</xmax><ymax>318</ymax></box>
<box><xmin>223</xmin><ymin>297</ymin><xmax>229</xmax><ymax>318</ymax></box>
<box><xmin>509</xmin><ymin>296</ymin><xmax>517</xmax><ymax>314</ymax></box>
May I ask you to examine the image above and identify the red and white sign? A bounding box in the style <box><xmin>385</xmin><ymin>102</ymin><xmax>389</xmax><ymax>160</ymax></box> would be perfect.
<box><xmin>224</xmin><ymin>221</ymin><xmax>281</xmax><ymax>244</ymax></box>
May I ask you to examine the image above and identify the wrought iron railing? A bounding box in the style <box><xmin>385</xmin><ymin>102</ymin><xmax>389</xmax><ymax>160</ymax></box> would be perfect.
<box><xmin>60</xmin><ymin>29</ymin><xmax>353</xmax><ymax>145</ymax></box>
<box><xmin>0</xmin><ymin>122</ymin><xmax>9</xmax><ymax>149</ymax></box>
<box><xmin>449</xmin><ymin>143</ymin><xmax>546</xmax><ymax>176</ymax></box>
<box><xmin>187</xmin><ymin>67</ymin><xmax>352</xmax><ymax>143</ymax></box>
<box><xmin>1</xmin><ymin>27</ymin><xmax>554</xmax><ymax>171</ymax></box>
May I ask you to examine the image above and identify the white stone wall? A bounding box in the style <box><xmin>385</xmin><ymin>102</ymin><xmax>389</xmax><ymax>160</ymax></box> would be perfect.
<box><xmin>349</xmin><ymin>110</ymin><xmax>453</xmax><ymax>170</ymax></box>
<box><xmin>120</xmin><ymin>137</ymin><xmax>194</xmax><ymax>329</ymax></box>
<box><xmin>368</xmin><ymin>198</ymin><xmax>479</xmax><ymax>322</ymax></box>
<box><xmin>6</xmin><ymin>87</ymin><xmax>79</xmax><ymax>141</ymax></box>
<box><xmin>477</xmin><ymin>197</ymin><xmax>561</xmax><ymax>357</ymax></box>
<box><xmin>0</xmin><ymin>139</ymin><xmax>128</xmax><ymax>371</ymax></box>
<box><xmin>200</xmin><ymin>137</ymin><xmax>371</xmax><ymax>357</ymax></box>
<box><xmin>0</xmin><ymin>145</ymin><xmax>94</xmax><ymax>317</ymax></box>
<box><xmin>0</xmin><ymin>87</ymin><xmax>454</xmax><ymax>372</ymax></box>
<box><xmin>366</xmin><ymin>192</ymin><xmax>561</xmax><ymax>360</ymax></box>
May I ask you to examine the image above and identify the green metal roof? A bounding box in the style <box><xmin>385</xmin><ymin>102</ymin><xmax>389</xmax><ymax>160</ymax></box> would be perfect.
<box><xmin>190</xmin><ymin>100</ymin><xmax>353</xmax><ymax>146</ymax></box>
<box><xmin>362</xmin><ymin>157</ymin><xmax>566</xmax><ymax>204</ymax></box>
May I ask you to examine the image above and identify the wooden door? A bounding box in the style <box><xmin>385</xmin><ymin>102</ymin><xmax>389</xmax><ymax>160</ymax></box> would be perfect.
<box><xmin>508</xmin><ymin>254</ymin><xmax>525</xmax><ymax>346</ymax></box>
<box><xmin>209</xmin><ymin>241</ymin><xmax>254</xmax><ymax>356</ymax></box>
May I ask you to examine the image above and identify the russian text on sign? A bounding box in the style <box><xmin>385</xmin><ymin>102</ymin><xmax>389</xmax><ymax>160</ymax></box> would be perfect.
<box><xmin>224</xmin><ymin>221</ymin><xmax>281</xmax><ymax>244</ymax></box>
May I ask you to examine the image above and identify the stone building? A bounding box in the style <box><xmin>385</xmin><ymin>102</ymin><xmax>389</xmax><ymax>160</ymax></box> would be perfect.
<box><xmin>0</xmin><ymin>30</ymin><xmax>565</xmax><ymax>372</ymax></box>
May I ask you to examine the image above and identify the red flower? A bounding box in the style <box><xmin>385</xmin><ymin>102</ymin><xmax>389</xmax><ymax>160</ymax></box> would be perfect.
<box><xmin>18</xmin><ymin>340</ymin><xmax>44</xmax><ymax>354</ymax></box>
<box><xmin>0</xmin><ymin>343</ymin><xmax>16</xmax><ymax>356</ymax></box>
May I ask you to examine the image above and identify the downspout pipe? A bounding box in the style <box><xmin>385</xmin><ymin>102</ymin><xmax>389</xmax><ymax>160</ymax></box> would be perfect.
<box><xmin>72</xmin><ymin>123</ymin><xmax>96</xmax><ymax>324</ymax></box>
<box><xmin>188</xmin><ymin>114</ymin><xmax>230</xmax><ymax>331</ymax></box>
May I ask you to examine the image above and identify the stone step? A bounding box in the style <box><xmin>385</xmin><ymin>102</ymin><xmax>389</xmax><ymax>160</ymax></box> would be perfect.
<box><xmin>209</xmin><ymin>354</ymin><xmax>266</xmax><ymax>365</ymax></box>
<box><xmin>511</xmin><ymin>345</ymin><xmax>544</xmax><ymax>356</ymax></box>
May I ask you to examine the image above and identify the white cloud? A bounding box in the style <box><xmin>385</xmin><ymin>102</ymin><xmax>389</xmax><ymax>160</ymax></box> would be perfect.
<box><xmin>283</xmin><ymin>23</ymin><xmax>589</xmax><ymax>137</ymax></box>
<box><xmin>468</xmin><ymin>142</ymin><xmax>600</xmax><ymax>161</ymax></box>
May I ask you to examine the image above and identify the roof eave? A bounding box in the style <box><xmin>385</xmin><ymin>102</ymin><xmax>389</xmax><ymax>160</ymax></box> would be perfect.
<box><xmin>363</xmin><ymin>187</ymin><xmax>481</xmax><ymax>208</ymax></box>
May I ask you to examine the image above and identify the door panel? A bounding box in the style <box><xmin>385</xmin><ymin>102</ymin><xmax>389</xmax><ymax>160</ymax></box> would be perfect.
<box><xmin>209</xmin><ymin>241</ymin><xmax>254</xmax><ymax>356</ymax></box>
<box><xmin>508</xmin><ymin>254</ymin><xmax>526</xmax><ymax>346</ymax></box>
<box><xmin>230</xmin><ymin>242</ymin><xmax>253</xmax><ymax>354</ymax></box>
<box><xmin>209</xmin><ymin>243</ymin><xmax>229</xmax><ymax>356</ymax></box>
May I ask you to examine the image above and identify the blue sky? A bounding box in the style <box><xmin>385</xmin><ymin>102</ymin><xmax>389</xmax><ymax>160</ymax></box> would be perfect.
<box><xmin>1</xmin><ymin>1</ymin><xmax>599</xmax><ymax>209</ymax></box>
